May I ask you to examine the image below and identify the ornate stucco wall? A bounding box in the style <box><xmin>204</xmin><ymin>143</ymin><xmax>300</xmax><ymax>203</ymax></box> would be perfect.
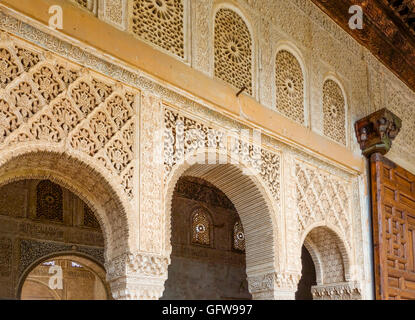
<box><xmin>0</xmin><ymin>0</ymin><xmax>414</xmax><ymax>300</ymax></box>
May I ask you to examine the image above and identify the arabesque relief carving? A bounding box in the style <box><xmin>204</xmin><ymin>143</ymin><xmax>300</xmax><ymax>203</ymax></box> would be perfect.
<box><xmin>0</xmin><ymin>34</ymin><xmax>138</xmax><ymax>201</ymax></box>
<box><xmin>0</xmin><ymin>1</ymin><xmax>391</xmax><ymax>299</ymax></box>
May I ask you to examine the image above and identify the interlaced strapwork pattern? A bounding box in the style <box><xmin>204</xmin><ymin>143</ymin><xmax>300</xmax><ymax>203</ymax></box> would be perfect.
<box><xmin>323</xmin><ymin>79</ymin><xmax>346</xmax><ymax>145</ymax></box>
<box><xmin>275</xmin><ymin>50</ymin><xmax>304</xmax><ymax>124</ymax></box>
<box><xmin>214</xmin><ymin>8</ymin><xmax>252</xmax><ymax>95</ymax></box>
<box><xmin>295</xmin><ymin>161</ymin><xmax>352</xmax><ymax>249</ymax></box>
<box><xmin>130</xmin><ymin>0</ymin><xmax>185</xmax><ymax>58</ymax></box>
<box><xmin>0</xmin><ymin>38</ymin><xmax>138</xmax><ymax>200</ymax></box>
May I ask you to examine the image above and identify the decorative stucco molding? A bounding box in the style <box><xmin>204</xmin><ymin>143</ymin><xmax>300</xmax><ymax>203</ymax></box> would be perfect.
<box><xmin>311</xmin><ymin>281</ymin><xmax>362</xmax><ymax>300</ymax></box>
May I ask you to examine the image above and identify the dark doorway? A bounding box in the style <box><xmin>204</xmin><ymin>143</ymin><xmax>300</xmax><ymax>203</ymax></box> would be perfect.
<box><xmin>295</xmin><ymin>245</ymin><xmax>317</xmax><ymax>300</ymax></box>
<box><xmin>162</xmin><ymin>176</ymin><xmax>251</xmax><ymax>300</ymax></box>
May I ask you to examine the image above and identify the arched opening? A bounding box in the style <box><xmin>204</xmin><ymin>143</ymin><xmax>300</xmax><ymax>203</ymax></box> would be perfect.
<box><xmin>0</xmin><ymin>150</ymin><xmax>132</xmax><ymax>262</ymax></box>
<box><xmin>295</xmin><ymin>246</ymin><xmax>317</xmax><ymax>300</ymax></box>
<box><xmin>20</xmin><ymin>255</ymin><xmax>109</xmax><ymax>300</ymax></box>
<box><xmin>297</xmin><ymin>225</ymin><xmax>357</xmax><ymax>300</ymax></box>
<box><xmin>0</xmin><ymin>150</ymin><xmax>132</xmax><ymax>299</ymax></box>
<box><xmin>162</xmin><ymin>176</ymin><xmax>251</xmax><ymax>299</ymax></box>
<box><xmin>164</xmin><ymin>153</ymin><xmax>280</xmax><ymax>299</ymax></box>
<box><xmin>0</xmin><ymin>178</ymin><xmax>110</xmax><ymax>299</ymax></box>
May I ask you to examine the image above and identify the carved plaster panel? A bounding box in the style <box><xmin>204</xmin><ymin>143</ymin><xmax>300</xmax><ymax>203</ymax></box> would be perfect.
<box><xmin>0</xmin><ymin>33</ymin><xmax>139</xmax><ymax>202</ymax></box>
<box><xmin>295</xmin><ymin>160</ymin><xmax>353</xmax><ymax>250</ymax></box>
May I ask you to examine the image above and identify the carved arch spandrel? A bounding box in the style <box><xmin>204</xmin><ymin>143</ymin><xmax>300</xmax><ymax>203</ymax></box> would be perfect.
<box><xmin>164</xmin><ymin>148</ymin><xmax>281</xmax><ymax>291</ymax></box>
<box><xmin>294</xmin><ymin>159</ymin><xmax>353</xmax><ymax>251</ymax></box>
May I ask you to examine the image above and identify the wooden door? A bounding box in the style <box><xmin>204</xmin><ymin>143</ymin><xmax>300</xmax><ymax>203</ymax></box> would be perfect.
<box><xmin>371</xmin><ymin>153</ymin><xmax>415</xmax><ymax>300</ymax></box>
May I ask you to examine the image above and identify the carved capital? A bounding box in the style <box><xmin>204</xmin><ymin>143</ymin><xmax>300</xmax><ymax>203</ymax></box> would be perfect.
<box><xmin>105</xmin><ymin>252</ymin><xmax>170</xmax><ymax>300</ymax></box>
<box><xmin>248</xmin><ymin>272</ymin><xmax>301</xmax><ymax>300</ymax></box>
<box><xmin>311</xmin><ymin>281</ymin><xmax>362</xmax><ymax>300</ymax></box>
<box><xmin>355</xmin><ymin>108</ymin><xmax>402</xmax><ymax>157</ymax></box>
<box><xmin>106</xmin><ymin>252</ymin><xmax>170</xmax><ymax>280</ymax></box>
<box><xmin>108</xmin><ymin>276</ymin><xmax>166</xmax><ymax>300</ymax></box>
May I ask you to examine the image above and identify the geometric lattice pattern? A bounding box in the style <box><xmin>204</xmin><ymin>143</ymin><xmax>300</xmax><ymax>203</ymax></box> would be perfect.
<box><xmin>275</xmin><ymin>50</ymin><xmax>304</xmax><ymax>124</ymax></box>
<box><xmin>0</xmin><ymin>38</ymin><xmax>138</xmax><ymax>200</ymax></box>
<box><xmin>385</xmin><ymin>79</ymin><xmax>415</xmax><ymax>169</ymax></box>
<box><xmin>36</xmin><ymin>180</ymin><xmax>63</xmax><ymax>222</ymax></box>
<box><xmin>233</xmin><ymin>220</ymin><xmax>245</xmax><ymax>252</ymax></box>
<box><xmin>323</xmin><ymin>79</ymin><xmax>346</xmax><ymax>145</ymax></box>
<box><xmin>214</xmin><ymin>8</ymin><xmax>252</xmax><ymax>95</ymax></box>
<box><xmin>295</xmin><ymin>161</ymin><xmax>352</xmax><ymax>249</ymax></box>
<box><xmin>130</xmin><ymin>0</ymin><xmax>185</xmax><ymax>58</ymax></box>
<box><xmin>385</xmin><ymin>204</ymin><xmax>407</xmax><ymax>270</ymax></box>
<box><xmin>191</xmin><ymin>208</ymin><xmax>211</xmax><ymax>246</ymax></box>
<box><xmin>371</xmin><ymin>155</ymin><xmax>415</xmax><ymax>300</ymax></box>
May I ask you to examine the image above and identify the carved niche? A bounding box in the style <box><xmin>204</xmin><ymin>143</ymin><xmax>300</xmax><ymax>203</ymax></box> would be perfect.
<box><xmin>355</xmin><ymin>108</ymin><xmax>402</xmax><ymax>157</ymax></box>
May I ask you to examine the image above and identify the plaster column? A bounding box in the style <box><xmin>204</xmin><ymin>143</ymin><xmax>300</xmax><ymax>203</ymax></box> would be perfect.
<box><xmin>105</xmin><ymin>252</ymin><xmax>170</xmax><ymax>300</ymax></box>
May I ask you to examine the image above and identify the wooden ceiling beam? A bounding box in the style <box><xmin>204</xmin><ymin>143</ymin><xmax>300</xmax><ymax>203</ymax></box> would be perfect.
<box><xmin>309</xmin><ymin>0</ymin><xmax>415</xmax><ymax>93</ymax></box>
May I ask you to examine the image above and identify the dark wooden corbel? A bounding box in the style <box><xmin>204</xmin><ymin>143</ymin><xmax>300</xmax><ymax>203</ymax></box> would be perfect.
<box><xmin>354</xmin><ymin>108</ymin><xmax>402</xmax><ymax>158</ymax></box>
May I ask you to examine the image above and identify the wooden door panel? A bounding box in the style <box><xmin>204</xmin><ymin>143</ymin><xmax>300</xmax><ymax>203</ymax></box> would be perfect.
<box><xmin>371</xmin><ymin>153</ymin><xmax>415</xmax><ymax>300</ymax></box>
